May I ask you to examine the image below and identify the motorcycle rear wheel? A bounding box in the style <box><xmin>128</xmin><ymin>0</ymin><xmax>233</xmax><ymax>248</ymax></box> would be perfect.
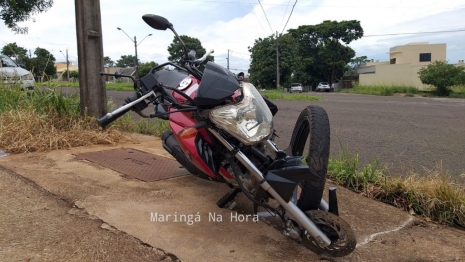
<box><xmin>303</xmin><ymin>210</ymin><xmax>357</xmax><ymax>257</ymax></box>
<box><xmin>287</xmin><ymin>105</ymin><xmax>330</xmax><ymax>211</ymax></box>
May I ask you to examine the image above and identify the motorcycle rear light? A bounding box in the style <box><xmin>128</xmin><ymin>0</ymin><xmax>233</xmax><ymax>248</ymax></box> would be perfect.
<box><xmin>178</xmin><ymin>127</ymin><xmax>198</xmax><ymax>139</ymax></box>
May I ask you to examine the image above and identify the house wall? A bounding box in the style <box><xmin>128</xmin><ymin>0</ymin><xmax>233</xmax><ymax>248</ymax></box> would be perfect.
<box><xmin>389</xmin><ymin>43</ymin><xmax>446</xmax><ymax>65</ymax></box>
<box><xmin>359</xmin><ymin>42</ymin><xmax>448</xmax><ymax>87</ymax></box>
<box><xmin>360</xmin><ymin>64</ymin><xmax>416</xmax><ymax>86</ymax></box>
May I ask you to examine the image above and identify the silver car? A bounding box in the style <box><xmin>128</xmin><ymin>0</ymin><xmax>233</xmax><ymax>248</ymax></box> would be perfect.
<box><xmin>0</xmin><ymin>54</ymin><xmax>35</xmax><ymax>89</ymax></box>
<box><xmin>316</xmin><ymin>82</ymin><xmax>330</xmax><ymax>92</ymax></box>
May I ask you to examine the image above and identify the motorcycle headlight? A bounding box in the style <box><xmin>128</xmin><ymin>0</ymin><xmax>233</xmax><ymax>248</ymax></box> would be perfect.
<box><xmin>210</xmin><ymin>82</ymin><xmax>273</xmax><ymax>145</ymax></box>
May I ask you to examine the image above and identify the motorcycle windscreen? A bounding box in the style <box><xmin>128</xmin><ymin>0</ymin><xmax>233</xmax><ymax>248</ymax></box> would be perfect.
<box><xmin>153</xmin><ymin>69</ymin><xmax>188</xmax><ymax>88</ymax></box>
<box><xmin>194</xmin><ymin>62</ymin><xmax>240</xmax><ymax>106</ymax></box>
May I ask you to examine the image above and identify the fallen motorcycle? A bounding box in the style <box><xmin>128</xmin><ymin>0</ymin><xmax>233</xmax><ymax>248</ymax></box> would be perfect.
<box><xmin>98</xmin><ymin>14</ymin><xmax>356</xmax><ymax>257</ymax></box>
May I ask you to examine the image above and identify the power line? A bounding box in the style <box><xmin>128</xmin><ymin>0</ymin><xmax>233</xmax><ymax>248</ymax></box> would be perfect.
<box><xmin>279</xmin><ymin>0</ymin><xmax>291</xmax><ymax>28</ymax></box>
<box><xmin>229</xmin><ymin>50</ymin><xmax>250</xmax><ymax>56</ymax></box>
<box><xmin>364</xmin><ymin>29</ymin><xmax>465</xmax><ymax>37</ymax></box>
<box><xmin>247</xmin><ymin>0</ymin><xmax>267</xmax><ymax>33</ymax></box>
<box><xmin>180</xmin><ymin>0</ymin><xmax>294</xmax><ymax>6</ymax></box>
<box><xmin>281</xmin><ymin>0</ymin><xmax>298</xmax><ymax>35</ymax></box>
<box><xmin>258</xmin><ymin>0</ymin><xmax>274</xmax><ymax>35</ymax></box>
<box><xmin>179</xmin><ymin>0</ymin><xmax>461</xmax><ymax>9</ymax></box>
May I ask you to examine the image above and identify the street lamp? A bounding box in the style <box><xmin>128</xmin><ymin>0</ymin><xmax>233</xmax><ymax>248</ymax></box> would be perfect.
<box><xmin>117</xmin><ymin>27</ymin><xmax>152</xmax><ymax>78</ymax></box>
<box><xmin>60</xmin><ymin>49</ymin><xmax>69</xmax><ymax>81</ymax></box>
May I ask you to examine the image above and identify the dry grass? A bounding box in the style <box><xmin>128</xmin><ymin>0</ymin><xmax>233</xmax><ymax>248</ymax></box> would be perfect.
<box><xmin>329</xmin><ymin>146</ymin><xmax>465</xmax><ymax>229</ymax></box>
<box><xmin>378</xmin><ymin>166</ymin><xmax>465</xmax><ymax>228</ymax></box>
<box><xmin>0</xmin><ymin>85</ymin><xmax>127</xmax><ymax>153</ymax></box>
<box><xmin>0</xmin><ymin>109</ymin><xmax>126</xmax><ymax>153</ymax></box>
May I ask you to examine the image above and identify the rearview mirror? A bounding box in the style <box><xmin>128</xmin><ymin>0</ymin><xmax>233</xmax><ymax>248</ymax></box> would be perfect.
<box><xmin>142</xmin><ymin>14</ymin><xmax>172</xmax><ymax>30</ymax></box>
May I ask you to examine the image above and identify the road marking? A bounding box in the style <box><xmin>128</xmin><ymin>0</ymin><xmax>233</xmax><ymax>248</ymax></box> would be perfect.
<box><xmin>356</xmin><ymin>216</ymin><xmax>414</xmax><ymax>247</ymax></box>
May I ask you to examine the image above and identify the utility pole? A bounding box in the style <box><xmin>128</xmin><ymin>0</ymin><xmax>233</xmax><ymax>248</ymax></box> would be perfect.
<box><xmin>61</xmin><ymin>49</ymin><xmax>69</xmax><ymax>81</ymax></box>
<box><xmin>117</xmin><ymin>27</ymin><xmax>151</xmax><ymax>78</ymax></box>
<box><xmin>276</xmin><ymin>31</ymin><xmax>280</xmax><ymax>89</ymax></box>
<box><xmin>134</xmin><ymin>36</ymin><xmax>139</xmax><ymax>77</ymax></box>
<box><xmin>227</xmin><ymin>49</ymin><xmax>230</xmax><ymax>70</ymax></box>
<box><xmin>66</xmin><ymin>49</ymin><xmax>69</xmax><ymax>81</ymax></box>
<box><xmin>75</xmin><ymin>0</ymin><xmax>107</xmax><ymax>118</ymax></box>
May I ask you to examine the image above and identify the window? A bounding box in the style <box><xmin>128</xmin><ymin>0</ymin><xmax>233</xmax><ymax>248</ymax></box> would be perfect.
<box><xmin>419</xmin><ymin>53</ymin><xmax>431</xmax><ymax>62</ymax></box>
<box><xmin>390</xmin><ymin>58</ymin><xmax>396</xmax><ymax>64</ymax></box>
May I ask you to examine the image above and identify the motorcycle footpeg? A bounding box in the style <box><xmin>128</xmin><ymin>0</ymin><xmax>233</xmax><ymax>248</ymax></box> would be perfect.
<box><xmin>216</xmin><ymin>187</ymin><xmax>241</xmax><ymax>208</ymax></box>
<box><xmin>328</xmin><ymin>187</ymin><xmax>339</xmax><ymax>216</ymax></box>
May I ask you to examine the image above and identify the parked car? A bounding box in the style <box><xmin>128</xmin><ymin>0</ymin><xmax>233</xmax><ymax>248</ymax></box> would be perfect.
<box><xmin>0</xmin><ymin>54</ymin><xmax>35</xmax><ymax>89</ymax></box>
<box><xmin>290</xmin><ymin>83</ymin><xmax>303</xmax><ymax>93</ymax></box>
<box><xmin>316</xmin><ymin>82</ymin><xmax>331</xmax><ymax>92</ymax></box>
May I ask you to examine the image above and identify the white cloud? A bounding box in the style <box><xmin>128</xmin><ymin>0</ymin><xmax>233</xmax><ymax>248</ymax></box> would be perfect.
<box><xmin>1</xmin><ymin>0</ymin><xmax>464</xmax><ymax>72</ymax></box>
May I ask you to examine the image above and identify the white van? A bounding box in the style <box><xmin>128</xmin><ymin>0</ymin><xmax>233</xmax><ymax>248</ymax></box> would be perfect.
<box><xmin>0</xmin><ymin>54</ymin><xmax>35</xmax><ymax>89</ymax></box>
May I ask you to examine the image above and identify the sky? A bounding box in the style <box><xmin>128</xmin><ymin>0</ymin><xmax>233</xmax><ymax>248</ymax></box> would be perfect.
<box><xmin>1</xmin><ymin>0</ymin><xmax>464</xmax><ymax>75</ymax></box>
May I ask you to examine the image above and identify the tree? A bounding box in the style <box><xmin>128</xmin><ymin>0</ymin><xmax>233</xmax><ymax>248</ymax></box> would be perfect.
<box><xmin>116</xmin><ymin>55</ymin><xmax>137</xmax><ymax>67</ymax></box>
<box><xmin>138</xmin><ymin>61</ymin><xmax>160</xmax><ymax>77</ymax></box>
<box><xmin>1</xmin><ymin>42</ymin><xmax>28</xmax><ymax>64</ymax></box>
<box><xmin>167</xmin><ymin>35</ymin><xmax>214</xmax><ymax>72</ymax></box>
<box><xmin>289</xmin><ymin>20</ymin><xmax>363</xmax><ymax>87</ymax></box>
<box><xmin>248</xmin><ymin>34</ymin><xmax>299</xmax><ymax>89</ymax></box>
<box><xmin>418</xmin><ymin>61</ymin><xmax>465</xmax><ymax>96</ymax></box>
<box><xmin>0</xmin><ymin>0</ymin><xmax>54</xmax><ymax>34</ymax></box>
<box><xmin>350</xmin><ymin>55</ymin><xmax>370</xmax><ymax>65</ymax></box>
<box><xmin>63</xmin><ymin>70</ymin><xmax>79</xmax><ymax>81</ymax></box>
<box><xmin>103</xmin><ymin>56</ymin><xmax>114</xmax><ymax>67</ymax></box>
<box><xmin>28</xmin><ymin>47</ymin><xmax>56</xmax><ymax>80</ymax></box>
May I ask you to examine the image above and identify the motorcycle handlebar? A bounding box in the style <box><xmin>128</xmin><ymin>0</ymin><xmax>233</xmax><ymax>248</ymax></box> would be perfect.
<box><xmin>97</xmin><ymin>90</ymin><xmax>156</xmax><ymax>128</ymax></box>
<box><xmin>97</xmin><ymin>104</ymin><xmax>132</xmax><ymax>128</ymax></box>
<box><xmin>194</xmin><ymin>49</ymin><xmax>214</xmax><ymax>64</ymax></box>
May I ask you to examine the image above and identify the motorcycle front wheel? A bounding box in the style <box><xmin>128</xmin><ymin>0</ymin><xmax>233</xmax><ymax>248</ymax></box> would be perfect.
<box><xmin>303</xmin><ymin>210</ymin><xmax>357</xmax><ymax>257</ymax></box>
<box><xmin>287</xmin><ymin>105</ymin><xmax>330</xmax><ymax>211</ymax></box>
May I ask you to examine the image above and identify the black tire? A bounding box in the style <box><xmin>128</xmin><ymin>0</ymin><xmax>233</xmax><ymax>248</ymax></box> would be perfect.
<box><xmin>288</xmin><ymin>105</ymin><xmax>330</xmax><ymax>211</ymax></box>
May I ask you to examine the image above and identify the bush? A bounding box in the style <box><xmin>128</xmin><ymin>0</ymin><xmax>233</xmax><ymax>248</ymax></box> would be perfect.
<box><xmin>418</xmin><ymin>61</ymin><xmax>465</xmax><ymax>96</ymax></box>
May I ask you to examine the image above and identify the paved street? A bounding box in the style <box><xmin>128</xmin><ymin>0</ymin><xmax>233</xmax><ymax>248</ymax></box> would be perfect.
<box><xmin>102</xmin><ymin>90</ymin><xmax>465</xmax><ymax>176</ymax></box>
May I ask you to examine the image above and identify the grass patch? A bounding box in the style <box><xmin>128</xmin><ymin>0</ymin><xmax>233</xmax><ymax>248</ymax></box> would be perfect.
<box><xmin>112</xmin><ymin>113</ymin><xmax>170</xmax><ymax>136</ymax></box>
<box><xmin>260</xmin><ymin>89</ymin><xmax>321</xmax><ymax>101</ymax></box>
<box><xmin>339</xmin><ymin>84</ymin><xmax>419</xmax><ymax>96</ymax></box>
<box><xmin>0</xmin><ymin>84</ymin><xmax>125</xmax><ymax>153</ymax></box>
<box><xmin>43</xmin><ymin>81</ymin><xmax>134</xmax><ymax>92</ymax></box>
<box><xmin>329</xmin><ymin>141</ymin><xmax>465</xmax><ymax>229</ymax></box>
<box><xmin>341</xmin><ymin>84</ymin><xmax>465</xmax><ymax>98</ymax></box>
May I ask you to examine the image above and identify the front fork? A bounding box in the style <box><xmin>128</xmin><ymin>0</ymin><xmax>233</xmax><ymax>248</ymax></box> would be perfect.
<box><xmin>209</xmin><ymin>128</ymin><xmax>332</xmax><ymax>248</ymax></box>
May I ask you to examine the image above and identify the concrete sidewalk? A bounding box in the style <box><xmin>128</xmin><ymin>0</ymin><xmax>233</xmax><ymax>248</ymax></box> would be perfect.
<box><xmin>0</xmin><ymin>134</ymin><xmax>464</xmax><ymax>261</ymax></box>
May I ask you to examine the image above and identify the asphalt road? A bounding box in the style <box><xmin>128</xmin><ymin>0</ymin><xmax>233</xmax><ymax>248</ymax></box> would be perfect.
<box><xmin>104</xmin><ymin>90</ymin><xmax>465</xmax><ymax>176</ymax></box>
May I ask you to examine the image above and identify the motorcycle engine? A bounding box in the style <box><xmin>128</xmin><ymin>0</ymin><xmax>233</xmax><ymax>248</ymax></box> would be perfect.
<box><xmin>221</xmin><ymin>145</ymin><xmax>268</xmax><ymax>193</ymax></box>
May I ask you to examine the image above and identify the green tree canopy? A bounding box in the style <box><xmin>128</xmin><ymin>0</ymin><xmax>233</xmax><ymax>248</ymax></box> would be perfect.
<box><xmin>167</xmin><ymin>35</ymin><xmax>214</xmax><ymax>71</ymax></box>
<box><xmin>0</xmin><ymin>0</ymin><xmax>54</xmax><ymax>34</ymax></box>
<box><xmin>70</xmin><ymin>70</ymin><xmax>79</xmax><ymax>78</ymax></box>
<box><xmin>28</xmin><ymin>47</ymin><xmax>56</xmax><ymax>79</ymax></box>
<box><xmin>350</xmin><ymin>55</ymin><xmax>370</xmax><ymax>65</ymax></box>
<box><xmin>418</xmin><ymin>61</ymin><xmax>465</xmax><ymax>96</ymax></box>
<box><xmin>248</xmin><ymin>34</ymin><xmax>299</xmax><ymax>89</ymax></box>
<box><xmin>116</xmin><ymin>55</ymin><xmax>137</xmax><ymax>67</ymax></box>
<box><xmin>138</xmin><ymin>61</ymin><xmax>160</xmax><ymax>77</ymax></box>
<box><xmin>1</xmin><ymin>42</ymin><xmax>28</xmax><ymax>64</ymax></box>
<box><xmin>104</xmin><ymin>56</ymin><xmax>115</xmax><ymax>67</ymax></box>
<box><xmin>289</xmin><ymin>20</ymin><xmax>363</xmax><ymax>86</ymax></box>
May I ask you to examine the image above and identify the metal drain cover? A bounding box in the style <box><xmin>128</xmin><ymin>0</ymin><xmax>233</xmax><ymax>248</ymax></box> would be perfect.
<box><xmin>75</xmin><ymin>148</ymin><xmax>189</xmax><ymax>182</ymax></box>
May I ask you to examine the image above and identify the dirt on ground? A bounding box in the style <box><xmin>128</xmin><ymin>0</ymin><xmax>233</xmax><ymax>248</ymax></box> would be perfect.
<box><xmin>0</xmin><ymin>165</ymin><xmax>178</xmax><ymax>262</ymax></box>
<box><xmin>1</xmin><ymin>134</ymin><xmax>464</xmax><ymax>262</ymax></box>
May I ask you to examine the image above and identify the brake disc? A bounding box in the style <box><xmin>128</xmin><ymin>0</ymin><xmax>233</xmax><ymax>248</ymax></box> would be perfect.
<box><xmin>302</xmin><ymin>210</ymin><xmax>357</xmax><ymax>257</ymax></box>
